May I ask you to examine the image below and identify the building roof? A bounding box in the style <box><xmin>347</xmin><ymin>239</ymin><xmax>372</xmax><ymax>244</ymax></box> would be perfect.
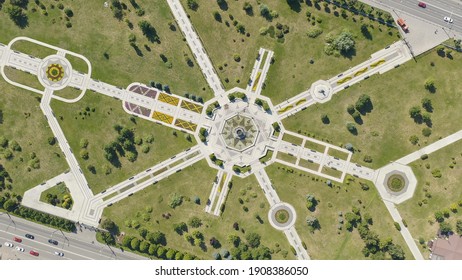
<box><xmin>431</xmin><ymin>234</ymin><xmax>462</xmax><ymax>260</ymax></box>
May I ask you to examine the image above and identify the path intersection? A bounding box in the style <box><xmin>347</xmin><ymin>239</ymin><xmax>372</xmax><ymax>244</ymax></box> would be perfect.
<box><xmin>1</xmin><ymin>0</ymin><xmax>459</xmax><ymax>261</ymax></box>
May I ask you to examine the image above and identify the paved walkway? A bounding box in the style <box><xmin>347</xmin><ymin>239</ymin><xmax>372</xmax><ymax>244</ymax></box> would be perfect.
<box><xmin>254</xmin><ymin>169</ymin><xmax>310</xmax><ymax>260</ymax></box>
<box><xmin>22</xmin><ymin>172</ymin><xmax>83</xmax><ymax>222</ymax></box>
<box><xmin>167</xmin><ymin>0</ymin><xmax>224</xmax><ymax>96</ymax></box>
<box><xmin>246</xmin><ymin>48</ymin><xmax>274</xmax><ymax>96</ymax></box>
<box><xmin>383</xmin><ymin>200</ymin><xmax>424</xmax><ymax>260</ymax></box>
<box><xmin>396</xmin><ymin>129</ymin><xmax>462</xmax><ymax>165</ymax></box>
<box><xmin>275</xmin><ymin>41</ymin><xmax>412</xmax><ymax>119</ymax></box>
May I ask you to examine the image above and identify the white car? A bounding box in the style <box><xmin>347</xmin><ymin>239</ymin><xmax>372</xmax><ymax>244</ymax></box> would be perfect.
<box><xmin>54</xmin><ymin>251</ymin><xmax>64</xmax><ymax>257</ymax></box>
<box><xmin>4</xmin><ymin>242</ymin><xmax>14</xmax><ymax>248</ymax></box>
<box><xmin>444</xmin><ymin>16</ymin><xmax>454</xmax><ymax>23</ymax></box>
<box><xmin>16</xmin><ymin>246</ymin><xmax>25</xmax><ymax>252</ymax></box>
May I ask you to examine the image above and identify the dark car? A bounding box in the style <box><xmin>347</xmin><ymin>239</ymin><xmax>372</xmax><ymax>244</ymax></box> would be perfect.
<box><xmin>25</xmin><ymin>234</ymin><xmax>34</xmax><ymax>239</ymax></box>
<box><xmin>48</xmin><ymin>239</ymin><xmax>58</xmax><ymax>245</ymax></box>
<box><xmin>418</xmin><ymin>2</ymin><xmax>426</xmax><ymax>8</ymax></box>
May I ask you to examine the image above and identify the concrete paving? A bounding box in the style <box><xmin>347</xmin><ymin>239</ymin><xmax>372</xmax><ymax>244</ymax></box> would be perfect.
<box><xmin>1</xmin><ymin>0</ymin><xmax>461</xmax><ymax>259</ymax></box>
<box><xmin>396</xmin><ymin>129</ymin><xmax>462</xmax><ymax>165</ymax></box>
<box><xmin>166</xmin><ymin>0</ymin><xmax>224</xmax><ymax>96</ymax></box>
<box><xmin>254</xmin><ymin>169</ymin><xmax>310</xmax><ymax>260</ymax></box>
<box><xmin>275</xmin><ymin>40</ymin><xmax>412</xmax><ymax>119</ymax></box>
<box><xmin>383</xmin><ymin>200</ymin><xmax>424</xmax><ymax>260</ymax></box>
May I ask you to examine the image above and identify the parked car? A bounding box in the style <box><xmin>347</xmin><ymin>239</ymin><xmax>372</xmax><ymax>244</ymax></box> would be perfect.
<box><xmin>25</xmin><ymin>233</ymin><xmax>34</xmax><ymax>239</ymax></box>
<box><xmin>4</xmin><ymin>242</ymin><xmax>14</xmax><ymax>248</ymax></box>
<box><xmin>418</xmin><ymin>2</ymin><xmax>427</xmax><ymax>8</ymax></box>
<box><xmin>29</xmin><ymin>250</ymin><xmax>39</xmax><ymax>256</ymax></box>
<box><xmin>16</xmin><ymin>246</ymin><xmax>25</xmax><ymax>252</ymax></box>
<box><xmin>54</xmin><ymin>251</ymin><xmax>64</xmax><ymax>257</ymax></box>
<box><xmin>444</xmin><ymin>16</ymin><xmax>454</xmax><ymax>23</ymax></box>
<box><xmin>13</xmin><ymin>237</ymin><xmax>22</xmax><ymax>243</ymax></box>
<box><xmin>48</xmin><ymin>239</ymin><xmax>58</xmax><ymax>245</ymax></box>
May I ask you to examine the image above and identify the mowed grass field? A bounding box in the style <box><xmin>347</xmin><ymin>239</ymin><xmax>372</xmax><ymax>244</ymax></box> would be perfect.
<box><xmin>0</xmin><ymin>0</ymin><xmax>212</xmax><ymax>100</ymax></box>
<box><xmin>0</xmin><ymin>79</ymin><xmax>67</xmax><ymax>196</ymax></box>
<box><xmin>51</xmin><ymin>92</ymin><xmax>195</xmax><ymax>194</ymax></box>
<box><xmin>266</xmin><ymin>163</ymin><xmax>413</xmax><ymax>259</ymax></box>
<box><xmin>398</xmin><ymin>140</ymin><xmax>462</xmax><ymax>257</ymax></box>
<box><xmin>103</xmin><ymin>160</ymin><xmax>293</xmax><ymax>260</ymax></box>
<box><xmin>181</xmin><ymin>0</ymin><xmax>397</xmax><ymax>103</ymax></box>
<box><xmin>284</xmin><ymin>49</ymin><xmax>462</xmax><ymax>168</ymax></box>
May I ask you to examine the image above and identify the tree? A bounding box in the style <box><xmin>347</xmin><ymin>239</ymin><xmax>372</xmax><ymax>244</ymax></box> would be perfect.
<box><xmin>137</xmin><ymin>240</ymin><xmax>149</xmax><ymax>252</ymax></box>
<box><xmin>87</xmin><ymin>164</ymin><xmax>96</xmax><ymax>173</ymax></box>
<box><xmin>347</xmin><ymin>104</ymin><xmax>356</xmax><ymax>115</ymax></box>
<box><xmin>101</xmin><ymin>218</ymin><xmax>117</xmax><ymax>232</ymax></box>
<box><xmin>64</xmin><ymin>8</ymin><xmax>74</xmax><ymax>17</ymax></box>
<box><xmin>259</xmin><ymin>4</ymin><xmax>270</xmax><ymax>18</ymax></box>
<box><xmin>421</xmin><ymin>97</ymin><xmax>432</xmax><ymax>112</ymax></box>
<box><xmin>6</xmin><ymin>5</ymin><xmax>28</xmax><ymax>27</ymax></box>
<box><xmin>130</xmin><ymin>238</ymin><xmax>140</xmax><ymax>250</ymax></box>
<box><xmin>422</xmin><ymin>127</ymin><xmax>432</xmax><ymax>137</ymax></box>
<box><xmin>187</xmin><ymin>0</ymin><xmax>198</xmax><ymax>10</ymax></box>
<box><xmin>157</xmin><ymin>246</ymin><xmax>166</xmax><ymax>259</ymax></box>
<box><xmin>306</xmin><ymin>216</ymin><xmax>320</xmax><ymax>230</ymax></box>
<box><xmin>409</xmin><ymin>106</ymin><xmax>422</xmax><ymax>120</ymax></box>
<box><xmin>166</xmin><ymin>248</ymin><xmax>176</xmax><ymax>259</ymax></box>
<box><xmin>243</xmin><ymin>2</ymin><xmax>253</xmax><ymax>14</ymax></box>
<box><xmin>333</xmin><ymin>31</ymin><xmax>355</xmax><ymax>54</ymax></box>
<box><xmin>80</xmin><ymin>149</ymin><xmax>89</xmax><ymax>160</ymax></box>
<box><xmin>409</xmin><ymin>135</ymin><xmax>419</xmax><ymax>145</ymax></box>
<box><xmin>147</xmin><ymin>231</ymin><xmax>166</xmax><ymax>245</ymax></box>
<box><xmin>245</xmin><ymin>232</ymin><xmax>261</xmax><ymax>248</ymax></box>
<box><xmin>148</xmin><ymin>244</ymin><xmax>158</xmax><ymax>256</ymax></box>
<box><xmin>213</xmin><ymin>11</ymin><xmax>221</xmax><ymax>22</ymax></box>
<box><xmin>122</xmin><ymin>235</ymin><xmax>134</xmax><ymax>247</ymax></box>
<box><xmin>355</xmin><ymin>94</ymin><xmax>372</xmax><ymax>113</ymax></box>
<box><xmin>346</xmin><ymin>123</ymin><xmax>357</xmax><ymax>134</ymax></box>
<box><xmin>321</xmin><ymin>114</ymin><xmax>329</xmax><ymax>124</ymax></box>
<box><xmin>424</xmin><ymin>79</ymin><xmax>435</xmax><ymax>92</ymax></box>
<box><xmin>138</xmin><ymin>20</ymin><xmax>159</xmax><ymax>42</ymax></box>
<box><xmin>227</xmin><ymin>234</ymin><xmax>241</xmax><ymax>247</ymax></box>
<box><xmin>456</xmin><ymin>220</ymin><xmax>462</xmax><ymax>236</ymax></box>
<box><xmin>439</xmin><ymin>221</ymin><xmax>452</xmax><ymax>236</ymax></box>
<box><xmin>434</xmin><ymin>211</ymin><xmax>444</xmax><ymax>222</ymax></box>
<box><xmin>188</xmin><ymin>216</ymin><xmax>202</xmax><ymax>228</ymax></box>
<box><xmin>138</xmin><ymin>227</ymin><xmax>149</xmax><ymax>238</ymax></box>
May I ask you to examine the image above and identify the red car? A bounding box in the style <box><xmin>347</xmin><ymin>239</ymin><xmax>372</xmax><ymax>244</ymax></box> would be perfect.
<box><xmin>29</xmin><ymin>250</ymin><xmax>39</xmax><ymax>256</ymax></box>
<box><xmin>418</xmin><ymin>2</ymin><xmax>427</xmax><ymax>8</ymax></box>
<box><xmin>13</xmin><ymin>237</ymin><xmax>22</xmax><ymax>243</ymax></box>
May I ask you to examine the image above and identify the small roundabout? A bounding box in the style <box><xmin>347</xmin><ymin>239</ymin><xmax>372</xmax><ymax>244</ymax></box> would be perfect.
<box><xmin>38</xmin><ymin>55</ymin><xmax>73</xmax><ymax>90</ymax></box>
<box><xmin>268</xmin><ymin>202</ymin><xmax>296</xmax><ymax>231</ymax></box>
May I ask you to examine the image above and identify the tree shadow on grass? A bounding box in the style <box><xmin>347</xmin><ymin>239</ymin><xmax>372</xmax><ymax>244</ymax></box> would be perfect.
<box><xmin>286</xmin><ymin>0</ymin><xmax>301</xmax><ymax>12</ymax></box>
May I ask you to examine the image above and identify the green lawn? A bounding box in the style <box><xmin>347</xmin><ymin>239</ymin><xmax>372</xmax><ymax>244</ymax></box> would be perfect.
<box><xmin>4</xmin><ymin>66</ymin><xmax>44</xmax><ymax>91</ymax></box>
<box><xmin>103</xmin><ymin>160</ymin><xmax>293</xmax><ymax>260</ymax></box>
<box><xmin>51</xmin><ymin>92</ymin><xmax>195</xmax><ymax>194</ymax></box>
<box><xmin>39</xmin><ymin>182</ymin><xmax>73</xmax><ymax>209</ymax></box>
<box><xmin>284</xmin><ymin>49</ymin><xmax>462</xmax><ymax>168</ymax></box>
<box><xmin>181</xmin><ymin>0</ymin><xmax>397</xmax><ymax>103</ymax></box>
<box><xmin>266</xmin><ymin>163</ymin><xmax>412</xmax><ymax>259</ymax></box>
<box><xmin>0</xmin><ymin>0</ymin><xmax>212</xmax><ymax>100</ymax></box>
<box><xmin>0</xmin><ymin>79</ymin><xmax>67</xmax><ymax>196</ymax></box>
<box><xmin>398</xmin><ymin>140</ymin><xmax>462</xmax><ymax>257</ymax></box>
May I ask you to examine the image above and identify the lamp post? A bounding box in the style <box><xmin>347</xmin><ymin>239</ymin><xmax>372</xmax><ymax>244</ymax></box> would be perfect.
<box><xmin>0</xmin><ymin>212</ymin><xmax>16</xmax><ymax>231</ymax></box>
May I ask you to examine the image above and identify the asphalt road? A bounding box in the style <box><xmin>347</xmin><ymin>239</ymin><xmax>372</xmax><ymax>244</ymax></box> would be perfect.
<box><xmin>379</xmin><ymin>0</ymin><xmax>462</xmax><ymax>33</ymax></box>
<box><xmin>0</xmin><ymin>214</ymin><xmax>146</xmax><ymax>260</ymax></box>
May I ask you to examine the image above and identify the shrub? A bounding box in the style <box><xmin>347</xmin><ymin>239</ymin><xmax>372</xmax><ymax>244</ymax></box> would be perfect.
<box><xmin>64</xmin><ymin>8</ymin><xmax>73</xmax><ymax>17</ymax></box>
<box><xmin>422</xmin><ymin>127</ymin><xmax>432</xmax><ymax>137</ymax></box>
<box><xmin>307</xmin><ymin>27</ymin><xmax>323</xmax><ymax>38</ymax></box>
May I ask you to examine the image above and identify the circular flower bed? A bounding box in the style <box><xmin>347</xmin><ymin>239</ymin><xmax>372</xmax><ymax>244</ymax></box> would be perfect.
<box><xmin>387</xmin><ymin>174</ymin><xmax>405</xmax><ymax>192</ymax></box>
<box><xmin>275</xmin><ymin>209</ymin><xmax>289</xmax><ymax>223</ymax></box>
